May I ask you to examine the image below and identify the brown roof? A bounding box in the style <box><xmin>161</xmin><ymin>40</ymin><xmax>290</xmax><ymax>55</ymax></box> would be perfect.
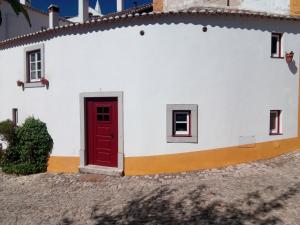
<box><xmin>1</xmin><ymin>6</ymin><xmax>300</xmax><ymax>48</ymax></box>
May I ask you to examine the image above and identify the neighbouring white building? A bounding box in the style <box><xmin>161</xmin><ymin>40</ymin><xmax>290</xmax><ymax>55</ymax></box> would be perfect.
<box><xmin>67</xmin><ymin>0</ymin><xmax>103</xmax><ymax>23</ymax></box>
<box><xmin>0</xmin><ymin>0</ymin><xmax>300</xmax><ymax>175</ymax></box>
<box><xmin>0</xmin><ymin>0</ymin><xmax>104</xmax><ymax>41</ymax></box>
<box><xmin>0</xmin><ymin>0</ymin><xmax>49</xmax><ymax>41</ymax></box>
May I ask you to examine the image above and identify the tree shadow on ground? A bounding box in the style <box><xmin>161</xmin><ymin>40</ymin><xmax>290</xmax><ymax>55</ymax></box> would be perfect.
<box><xmin>91</xmin><ymin>183</ymin><xmax>300</xmax><ymax>225</ymax></box>
<box><xmin>56</xmin><ymin>217</ymin><xmax>74</xmax><ymax>225</ymax></box>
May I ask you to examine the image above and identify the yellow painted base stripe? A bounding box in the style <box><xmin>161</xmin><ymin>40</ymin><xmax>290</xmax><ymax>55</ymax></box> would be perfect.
<box><xmin>47</xmin><ymin>156</ymin><xmax>80</xmax><ymax>173</ymax></box>
<box><xmin>124</xmin><ymin>139</ymin><xmax>300</xmax><ymax>175</ymax></box>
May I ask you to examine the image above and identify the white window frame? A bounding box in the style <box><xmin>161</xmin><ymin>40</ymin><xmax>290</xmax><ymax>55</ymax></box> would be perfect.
<box><xmin>167</xmin><ymin>104</ymin><xmax>198</xmax><ymax>143</ymax></box>
<box><xmin>173</xmin><ymin>111</ymin><xmax>191</xmax><ymax>136</ymax></box>
<box><xmin>270</xmin><ymin>110</ymin><xmax>282</xmax><ymax>135</ymax></box>
<box><xmin>271</xmin><ymin>33</ymin><xmax>283</xmax><ymax>58</ymax></box>
<box><xmin>28</xmin><ymin>50</ymin><xmax>42</xmax><ymax>82</ymax></box>
<box><xmin>23</xmin><ymin>44</ymin><xmax>45</xmax><ymax>88</ymax></box>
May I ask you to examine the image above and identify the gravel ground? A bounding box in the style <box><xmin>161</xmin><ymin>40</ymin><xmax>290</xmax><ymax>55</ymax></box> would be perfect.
<box><xmin>0</xmin><ymin>151</ymin><xmax>300</xmax><ymax>225</ymax></box>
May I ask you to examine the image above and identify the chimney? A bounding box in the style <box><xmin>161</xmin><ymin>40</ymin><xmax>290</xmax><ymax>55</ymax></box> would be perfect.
<box><xmin>153</xmin><ymin>0</ymin><xmax>163</xmax><ymax>12</ymax></box>
<box><xmin>117</xmin><ymin>0</ymin><xmax>124</xmax><ymax>12</ymax></box>
<box><xmin>79</xmin><ymin>0</ymin><xmax>89</xmax><ymax>23</ymax></box>
<box><xmin>48</xmin><ymin>5</ymin><xmax>60</xmax><ymax>29</ymax></box>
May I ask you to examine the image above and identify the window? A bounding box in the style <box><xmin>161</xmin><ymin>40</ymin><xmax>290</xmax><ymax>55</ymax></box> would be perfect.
<box><xmin>27</xmin><ymin>50</ymin><xmax>42</xmax><ymax>82</ymax></box>
<box><xmin>270</xmin><ymin>110</ymin><xmax>282</xmax><ymax>135</ymax></box>
<box><xmin>97</xmin><ymin>107</ymin><xmax>110</xmax><ymax>122</ymax></box>
<box><xmin>173</xmin><ymin>111</ymin><xmax>191</xmax><ymax>136</ymax></box>
<box><xmin>271</xmin><ymin>33</ymin><xmax>283</xmax><ymax>58</ymax></box>
<box><xmin>12</xmin><ymin>108</ymin><xmax>18</xmax><ymax>126</ymax></box>
<box><xmin>24</xmin><ymin>44</ymin><xmax>45</xmax><ymax>88</ymax></box>
<box><xmin>167</xmin><ymin>104</ymin><xmax>198</xmax><ymax>143</ymax></box>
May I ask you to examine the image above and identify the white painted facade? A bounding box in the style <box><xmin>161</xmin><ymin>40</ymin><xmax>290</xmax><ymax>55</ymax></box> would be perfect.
<box><xmin>0</xmin><ymin>14</ymin><xmax>299</xmax><ymax>160</ymax></box>
<box><xmin>240</xmin><ymin>0</ymin><xmax>290</xmax><ymax>15</ymax></box>
<box><xmin>163</xmin><ymin>0</ymin><xmax>291</xmax><ymax>15</ymax></box>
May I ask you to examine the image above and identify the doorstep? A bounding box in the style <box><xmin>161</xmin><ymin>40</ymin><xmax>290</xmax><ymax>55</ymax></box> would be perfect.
<box><xmin>79</xmin><ymin>165</ymin><xmax>123</xmax><ymax>176</ymax></box>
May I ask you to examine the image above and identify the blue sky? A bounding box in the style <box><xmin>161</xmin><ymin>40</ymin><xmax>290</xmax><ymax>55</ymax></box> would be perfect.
<box><xmin>31</xmin><ymin>0</ymin><xmax>152</xmax><ymax>17</ymax></box>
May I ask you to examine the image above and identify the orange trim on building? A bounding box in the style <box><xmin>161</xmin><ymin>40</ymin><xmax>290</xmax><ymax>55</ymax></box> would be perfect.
<box><xmin>290</xmin><ymin>0</ymin><xmax>300</xmax><ymax>16</ymax></box>
<box><xmin>47</xmin><ymin>156</ymin><xmax>80</xmax><ymax>173</ymax></box>
<box><xmin>124</xmin><ymin>139</ymin><xmax>300</xmax><ymax>175</ymax></box>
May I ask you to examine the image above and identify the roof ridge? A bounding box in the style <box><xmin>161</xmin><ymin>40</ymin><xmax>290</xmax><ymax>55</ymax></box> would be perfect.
<box><xmin>1</xmin><ymin>7</ymin><xmax>300</xmax><ymax>48</ymax></box>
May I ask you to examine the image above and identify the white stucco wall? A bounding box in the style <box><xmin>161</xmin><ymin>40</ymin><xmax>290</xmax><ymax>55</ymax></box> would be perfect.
<box><xmin>240</xmin><ymin>0</ymin><xmax>290</xmax><ymax>15</ymax></box>
<box><xmin>0</xmin><ymin>14</ymin><xmax>299</xmax><ymax>158</ymax></box>
<box><xmin>164</xmin><ymin>0</ymin><xmax>290</xmax><ymax>15</ymax></box>
<box><xmin>163</xmin><ymin>0</ymin><xmax>240</xmax><ymax>11</ymax></box>
<box><xmin>0</xmin><ymin>1</ymin><xmax>49</xmax><ymax>41</ymax></box>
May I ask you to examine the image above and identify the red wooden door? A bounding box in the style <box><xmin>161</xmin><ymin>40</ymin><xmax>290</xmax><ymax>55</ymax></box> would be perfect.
<box><xmin>86</xmin><ymin>98</ymin><xmax>118</xmax><ymax>167</ymax></box>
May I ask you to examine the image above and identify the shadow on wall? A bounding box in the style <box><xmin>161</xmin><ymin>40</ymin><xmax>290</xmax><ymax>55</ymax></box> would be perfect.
<box><xmin>2</xmin><ymin>12</ymin><xmax>300</xmax><ymax>50</ymax></box>
<box><xmin>289</xmin><ymin>60</ymin><xmax>298</xmax><ymax>74</ymax></box>
<box><xmin>59</xmin><ymin>182</ymin><xmax>300</xmax><ymax>225</ymax></box>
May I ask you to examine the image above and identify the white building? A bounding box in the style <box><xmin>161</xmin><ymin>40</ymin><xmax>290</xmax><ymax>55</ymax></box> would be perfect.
<box><xmin>0</xmin><ymin>0</ymin><xmax>50</xmax><ymax>41</ymax></box>
<box><xmin>0</xmin><ymin>0</ymin><xmax>104</xmax><ymax>40</ymax></box>
<box><xmin>0</xmin><ymin>0</ymin><xmax>300</xmax><ymax>175</ymax></box>
<box><xmin>67</xmin><ymin>0</ymin><xmax>103</xmax><ymax>23</ymax></box>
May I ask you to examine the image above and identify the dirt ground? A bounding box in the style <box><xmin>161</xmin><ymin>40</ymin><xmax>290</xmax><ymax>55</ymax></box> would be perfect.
<box><xmin>0</xmin><ymin>151</ymin><xmax>300</xmax><ymax>225</ymax></box>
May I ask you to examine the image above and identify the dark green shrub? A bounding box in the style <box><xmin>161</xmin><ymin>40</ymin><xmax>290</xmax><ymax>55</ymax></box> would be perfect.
<box><xmin>0</xmin><ymin>120</ymin><xmax>16</xmax><ymax>146</ymax></box>
<box><xmin>0</xmin><ymin>150</ymin><xmax>3</xmax><ymax>165</ymax></box>
<box><xmin>1</xmin><ymin>117</ymin><xmax>53</xmax><ymax>175</ymax></box>
<box><xmin>0</xmin><ymin>119</ymin><xmax>16</xmax><ymax>167</ymax></box>
<box><xmin>2</xmin><ymin>162</ymin><xmax>41</xmax><ymax>175</ymax></box>
<box><xmin>1</xmin><ymin>146</ymin><xmax>19</xmax><ymax>166</ymax></box>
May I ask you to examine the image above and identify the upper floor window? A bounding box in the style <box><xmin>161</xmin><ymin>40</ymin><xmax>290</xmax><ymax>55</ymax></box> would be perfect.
<box><xmin>27</xmin><ymin>50</ymin><xmax>42</xmax><ymax>82</ymax></box>
<box><xmin>24</xmin><ymin>44</ymin><xmax>45</xmax><ymax>88</ymax></box>
<box><xmin>271</xmin><ymin>33</ymin><xmax>283</xmax><ymax>58</ymax></box>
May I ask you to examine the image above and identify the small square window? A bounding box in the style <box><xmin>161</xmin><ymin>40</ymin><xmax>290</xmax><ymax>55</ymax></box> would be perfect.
<box><xmin>167</xmin><ymin>104</ymin><xmax>198</xmax><ymax>143</ymax></box>
<box><xmin>96</xmin><ymin>107</ymin><xmax>110</xmax><ymax>122</ymax></box>
<box><xmin>271</xmin><ymin>33</ymin><xmax>283</xmax><ymax>58</ymax></box>
<box><xmin>270</xmin><ymin>110</ymin><xmax>282</xmax><ymax>135</ymax></box>
<box><xmin>173</xmin><ymin>111</ymin><xmax>191</xmax><ymax>136</ymax></box>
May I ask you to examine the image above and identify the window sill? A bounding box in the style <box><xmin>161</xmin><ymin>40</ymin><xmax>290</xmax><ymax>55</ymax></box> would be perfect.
<box><xmin>172</xmin><ymin>135</ymin><xmax>192</xmax><ymax>137</ymax></box>
<box><xmin>24</xmin><ymin>82</ymin><xmax>45</xmax><ymax>88</ymax></box>
<box><xmin>167</xmin><ymin>135</ymin><xmax>198</xmax><ymax>143</ymax></box>
<box><xmin>270</xmin><ymin>56</ymin><xmax>284</xmax><ymax>59</ymax></box>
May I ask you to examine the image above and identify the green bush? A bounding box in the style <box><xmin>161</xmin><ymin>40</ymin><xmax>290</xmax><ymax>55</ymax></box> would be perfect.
<box><xmin>0</xmin><ymin>150</ymin><xmax>3</xmax><ymax>165</ymax></box>
<box><xmin>1</xmin><ymin>162</ymin><xmax>39</xmax><ymax>175</ymax></box>
<box><xmin>1</xmin><ymin>117</ymin><xmax>53</xmax><ymax>175</ymax></box>
<box><xmin>0</xmin><ymin>120</ymin><xmax>16</xmax><ymax>146</ymax></box>
<box><xmin>0</xmin><ymin>119</ymin><xmax>16</xmax><ymax>167</ymax></box>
